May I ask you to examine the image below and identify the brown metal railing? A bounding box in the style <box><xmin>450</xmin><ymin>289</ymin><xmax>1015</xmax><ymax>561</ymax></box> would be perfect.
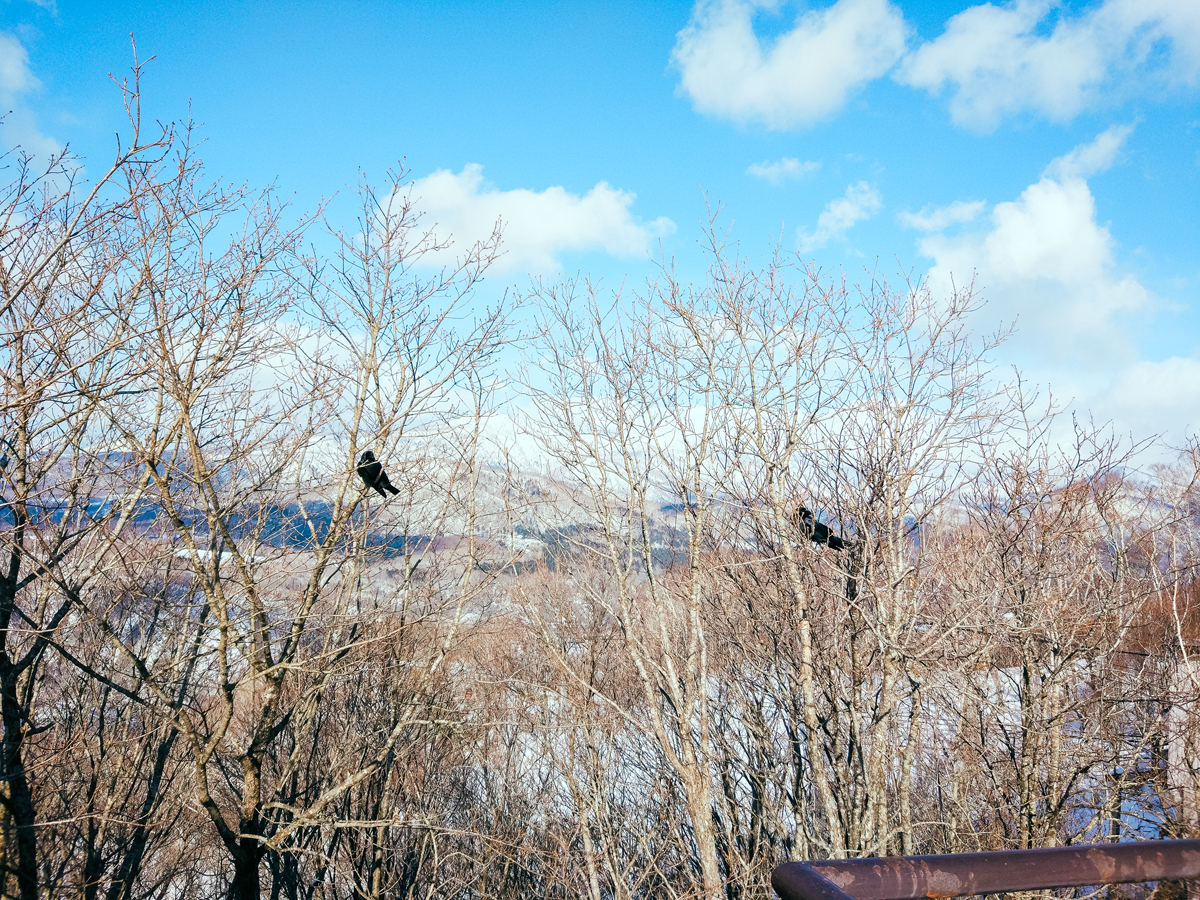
<box><xmin>773</xmin><ymin>840</ymin><xmax>1200</xmax><ymax>900</ymax></box>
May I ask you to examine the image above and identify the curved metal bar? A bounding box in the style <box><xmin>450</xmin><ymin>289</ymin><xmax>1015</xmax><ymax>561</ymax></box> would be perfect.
<box><xmin>773</xmin><ymin>840</ymin><xmax>1200</xmax><ymax>900</ymax></box>
<box><xmin>773</xmin><ymin>862</ymin><xmax>859</xmax><ymax>900</ymax></box>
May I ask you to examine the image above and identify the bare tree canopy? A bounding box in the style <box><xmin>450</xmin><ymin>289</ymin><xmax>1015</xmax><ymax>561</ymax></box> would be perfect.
<box><xmin>0</xmin><ymin>73</ymin><xmax>1197</xmax><ymax>900</ymax></box>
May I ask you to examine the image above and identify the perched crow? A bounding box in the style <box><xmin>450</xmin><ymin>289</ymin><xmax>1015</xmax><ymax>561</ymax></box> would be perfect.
<box><xmin>356</xmin><ymin>450</ymin><xmax>400</xmax><ymax>497</ymax></box>
<box><xmin>792</xmin><ymin>505</ymin><xmax>846</xmax><ymax>551</ymax></box>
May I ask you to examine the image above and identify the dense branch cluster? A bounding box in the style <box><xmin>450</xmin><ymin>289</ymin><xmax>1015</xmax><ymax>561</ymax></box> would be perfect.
<box><xmin>0</xmin><ymin>79</ymin><xmax>1198</xmax><ymax>900</ymax></box>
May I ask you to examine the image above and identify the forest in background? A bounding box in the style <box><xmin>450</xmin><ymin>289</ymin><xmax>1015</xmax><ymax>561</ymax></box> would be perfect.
<box><xmin>1</xmin><ymin>75</ymin><xmax>1198</xmax><ymax>900</ymax></box>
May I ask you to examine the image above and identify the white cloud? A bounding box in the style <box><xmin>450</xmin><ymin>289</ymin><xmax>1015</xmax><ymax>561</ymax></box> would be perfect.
<box><xmin>748</xmin><ymin>156</ymin><xmax>820</xmax><ymax>184</ymax></box>
<box><xmin>912</xmin><ymin>127</ymin><xmax>1195</xmax><ymax>447</ymax></box>
<box><xmin>0</xmin><ymin>33</ymin><xmax>37</xmax><ymax>94</ymax></box>
<box><xmin>917</xmin><ymin>128</ymin><xmax>1152</xmax><ymax>364</ymax></box>
<box><xmin>1043</xmin><ymin>122</ymin><xmax>1132</xmax><ymax>180</ymax></box>
<box><xmin>897</xmin><ymin>0</ymin><xmax>1200</xmax><ymax>130</ymax></box>
<box><xmin>0</xmin><ymin>32</ymin><xmax>59</xmax><ymax>161</ymax></box>
<box><xmin>409</xmin><ymin>164</ymin><xmax>675</xmax><ymax>274</ymax></box>
<box><xmin>897</xmin><ymin>199</ymin><xmax>986</xmax><ymax>232</ymax></box>
<box><xmin>672</xmin><ymin>0</ymin><xmax>908</xmax><ymax>129</ymax></box>
<box><xmin>797</xmin><ymin>180</ymin><xmax>881</xmax><ymax>250</ymax></box>
<box><xmin>1102</xmin><ymin>356</ymin><xmax>1200</xmax><ymax>442</ymax></box>
<box><xmin>1008</xmin><ymin>353</ymin><xmax>1200</xmax><ymax>455</ymax></box>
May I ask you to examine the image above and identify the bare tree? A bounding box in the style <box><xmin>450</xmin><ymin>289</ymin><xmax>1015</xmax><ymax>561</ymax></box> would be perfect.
<box><xmin>0</xmin><ymin>64</ymin><xmax>173</xmax><ymax>900</ymax></box>
<box><xmin>518</xmin><ymin>222</ymin><xmax>863</xmax><ymax>897</ymax></box>
<box><xmin>56</xmin><ymin>137</ymin><xmax>514</xmax><ymax>898</ymax></box>
<box><xmin>6</xmin><ymin>68</ymin><xmax>1198</xmax><ymax>899</ymax></box>
<box><xmin>1136</xmin><ymin>438</ymin><xmax>1200</xmax><ymax>839</ymax></box>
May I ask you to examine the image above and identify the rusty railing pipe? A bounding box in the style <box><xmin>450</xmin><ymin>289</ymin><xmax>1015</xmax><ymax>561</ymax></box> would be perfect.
<box><xmin>773</xmin><ymin>840</ymin><xmax>1200</xmax><ymax>900</ymax></box>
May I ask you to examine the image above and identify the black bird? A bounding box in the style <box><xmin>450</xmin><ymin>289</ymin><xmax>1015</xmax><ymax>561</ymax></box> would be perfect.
<box><xmin>792</xmin><ymin>505</ymin><xmax>846</xmax><ymax>551</ymax></box>
<box><xmin>356</xmin><ymin>450</ymin><xmax>400</xmax><ymax>497</ymax></box>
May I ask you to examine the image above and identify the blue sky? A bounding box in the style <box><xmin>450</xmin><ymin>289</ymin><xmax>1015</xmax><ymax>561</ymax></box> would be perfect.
<box><xmin>2</xmin><ymin>0</ymin><xmax>1198</xmax><ymax>452</ymax></box>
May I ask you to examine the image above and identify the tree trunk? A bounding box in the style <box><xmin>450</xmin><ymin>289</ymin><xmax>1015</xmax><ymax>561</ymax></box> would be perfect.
<box><xmin>229</xmin><ymin>842</ymin><xmax>262</xmax><ymax>900</ymax></box>
<box><xmin>0</xmin><ymin>660</ymin><xmax>36</xmax><ymax>900</ymax></box>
